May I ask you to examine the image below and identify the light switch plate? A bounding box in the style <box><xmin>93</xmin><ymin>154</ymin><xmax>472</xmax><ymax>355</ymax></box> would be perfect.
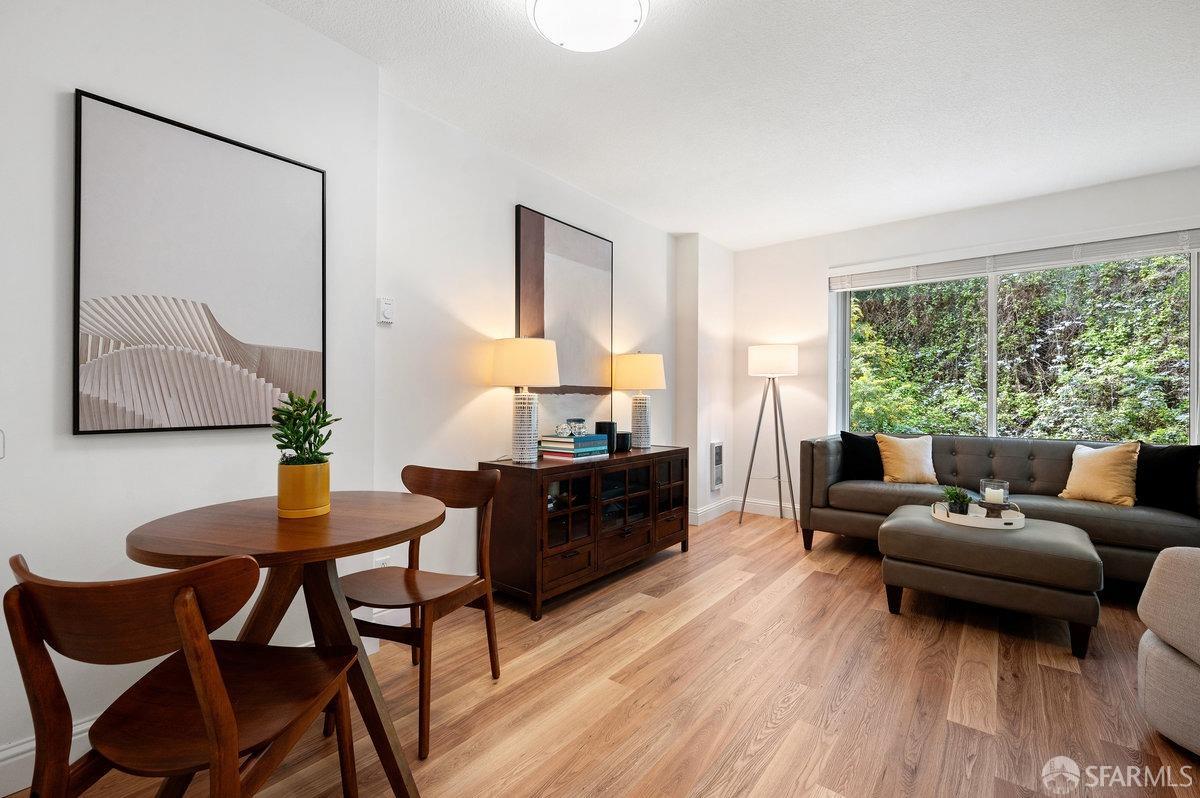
<box><xmin>376</xmin><ymin>296</ymin><xmax>395</xmax><ymax>325</ymax></box>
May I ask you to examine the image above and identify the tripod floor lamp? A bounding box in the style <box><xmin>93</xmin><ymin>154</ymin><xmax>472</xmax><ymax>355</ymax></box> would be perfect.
<box><xmin>738</xmin><ymin>344</ymin><xmax>800</xmax><ymax>534</ymax></box>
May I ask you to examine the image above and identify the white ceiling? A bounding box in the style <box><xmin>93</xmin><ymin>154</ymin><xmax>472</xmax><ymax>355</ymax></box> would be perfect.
<box><xmin>263</xmin><ymin>0</ymin><xmax>1200</xmax><ymax>251</ymax></box>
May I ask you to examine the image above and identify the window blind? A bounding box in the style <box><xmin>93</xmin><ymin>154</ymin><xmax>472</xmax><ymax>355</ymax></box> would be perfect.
<box><xmin>828</xmin><ymin>228</ymin><xmax>1200</xmax><ymax>292</ymax></box>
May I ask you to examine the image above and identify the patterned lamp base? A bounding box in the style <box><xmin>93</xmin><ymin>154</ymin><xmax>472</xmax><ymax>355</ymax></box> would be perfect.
<box><xmin>631</xmin><ymin>394</ymin><xmax>651</xmax><ymax>448</ymax></box>
<box><xmin>512</xmin><ymin>391</ymin><xmax>540</xmax><ymax>463</ymax></box>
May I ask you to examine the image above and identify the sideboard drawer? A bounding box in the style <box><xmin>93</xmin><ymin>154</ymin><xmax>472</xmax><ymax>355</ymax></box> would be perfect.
<box><xmin>599</xmin><ymin>523</ymin><xmax>652</xmax><ymax>565</ymax></box>
<box><xmin>543</xmin><ymin>546</ymin><xmax>594</xmax><ymax>588</ymax></box>
<box><xmin>656</xmin><ymin>507</ymin><xmax>685</xmax><ymax>540</ymax></box>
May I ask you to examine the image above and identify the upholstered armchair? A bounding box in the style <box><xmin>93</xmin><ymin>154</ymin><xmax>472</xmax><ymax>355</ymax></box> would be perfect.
<box><xmin>1137</xmin><ymin>546</ymin><xmax>1200</xmax><ymax>755</ymax></box>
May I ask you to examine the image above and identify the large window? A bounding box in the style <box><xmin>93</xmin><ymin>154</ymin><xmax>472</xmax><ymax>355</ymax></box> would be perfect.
<box><xmin>849</xmin><ymin>280</ymin><xmax>987</xmax><ymax>435</ymax></box>
<box><xmin>845</xmin><ymin>252</ymin><xmax>1193</xmax><ymax>443</ymax></box>
<box><xmin>997</xmin><ymin>256</ymin><xmax>1190</xmax><ymax>443</ymax></box>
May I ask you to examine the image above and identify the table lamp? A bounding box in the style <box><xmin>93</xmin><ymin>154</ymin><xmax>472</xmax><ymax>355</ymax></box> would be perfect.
<box><xmin>614</xmin><ymin>352</ymin><xmax>666</xmax><ymax>449</ymax></box>
<box><xmin>739</xmin><ymin>344</ymin><xmax>800</xmax><ymax>533</ymax></box>
<box><xmin>493</xmin><ymin>338</ymin><xmax>560</xmax><ymax>463</ymax></box>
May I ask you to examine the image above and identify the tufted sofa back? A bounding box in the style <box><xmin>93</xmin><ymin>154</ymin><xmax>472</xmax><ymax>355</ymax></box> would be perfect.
<box><xmin>930</xmin><ymin>435</ymin><xmax>1109</xmax><ymax>496</ymax></box>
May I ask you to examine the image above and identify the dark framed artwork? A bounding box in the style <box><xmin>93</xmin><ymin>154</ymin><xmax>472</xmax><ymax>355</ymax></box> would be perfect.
<box><xmin>73</xmin><ymin>90</ymin><xmax>325</xmax><ymax>434</ymax></box>
<box><xmin>515</xmin><ymin>205</ymin><xmax>613</xmax><ymax>431</ymax></box>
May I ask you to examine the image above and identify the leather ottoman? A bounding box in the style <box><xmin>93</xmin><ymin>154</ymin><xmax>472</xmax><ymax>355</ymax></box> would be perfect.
<box><xmin>878</xmin><ymin>504</ymin><xmax>1104</xmax><ymax>657</ymax></box>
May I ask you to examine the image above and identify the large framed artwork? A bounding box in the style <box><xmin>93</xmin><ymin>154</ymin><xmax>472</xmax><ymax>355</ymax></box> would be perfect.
<box><xmin>73</xmin><ymin>90</ymin><xmax>325</xmax><ymax>434</ymax></box>
<box><xmin>515</xmin><ymin>205</ymin><xmax>613</xmax><ymax>432</ymax></box>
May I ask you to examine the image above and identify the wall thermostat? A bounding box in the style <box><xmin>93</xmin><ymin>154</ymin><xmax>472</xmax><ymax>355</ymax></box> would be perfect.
<box><xmin>376</xmin><ymin>296</ymin><xmax>395</xmax><ymax>325</ymax></box>
<box><xmin>710</xmin><ymin>441</ymin><xmax>724</xmax><ymax>490</ymax></box>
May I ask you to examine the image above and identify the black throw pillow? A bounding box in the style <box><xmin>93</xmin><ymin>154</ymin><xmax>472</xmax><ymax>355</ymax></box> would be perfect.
<box><xmin>840</xmin><ymin>431</ymin><xmax>884</xmax><ymax>481</ymax></box>
<box><xmin>1136</xmin><ymin>443</ymin><xmax>1200</xmax><ymax>517</ymax></box>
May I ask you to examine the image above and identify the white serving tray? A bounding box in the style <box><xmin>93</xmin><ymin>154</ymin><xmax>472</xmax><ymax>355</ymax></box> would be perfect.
<box><xmin>931</xmin><ymin>501</ymin><xmax>1026</xmax><ymax>529</ymax></box>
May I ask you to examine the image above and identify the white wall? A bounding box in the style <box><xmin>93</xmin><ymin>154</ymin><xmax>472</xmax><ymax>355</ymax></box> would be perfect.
<box><xmin>732</xmin><ymin>166</ymin><xmax>1200</xmax><ymax>518</ymax></box>
<box><xmin>675</xmin><ymin>234</ymin><xmax>735</xmax><ymax>522</ymax></box>
<box><xmin>0</xmin><ymin>0</ymin><xmax>379</xmax><ymax>790</ymax></box>
<box><xmin>372</xmin><ymin>93</ymin><xmax>677</xmax><ymax>575</ymax></box>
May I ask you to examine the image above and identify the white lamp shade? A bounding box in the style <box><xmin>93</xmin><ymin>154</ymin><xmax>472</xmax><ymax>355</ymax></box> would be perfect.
<box><xmin>613</xmin><ymin>352</ymin><xmax>666</xmax><ymax>390</ymax></box>
<box><xmin>492</xmin><ymin>338</ymin><xmax>560</xmax><ymax>387</ymax></box>
<box><xmin>748</xmin><ymin>344</ymin><xmax>799</xmax><ymax>377</ymax></box>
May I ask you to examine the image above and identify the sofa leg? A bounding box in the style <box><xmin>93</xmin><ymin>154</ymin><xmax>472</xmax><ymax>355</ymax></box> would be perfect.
<box><xmin>1069</xmin><ymin>622</ymin><xmax>1092</xmax><ymax>659</ymax></box>
<box><xmin>801</xmin><ymin>528</ymin><xmax>813</xmax><ymax>550</ymax></box>
<box><xmin>885</xmin><ymin>584</ymin><xmax>903</xmax><ymax>615</ymax></box>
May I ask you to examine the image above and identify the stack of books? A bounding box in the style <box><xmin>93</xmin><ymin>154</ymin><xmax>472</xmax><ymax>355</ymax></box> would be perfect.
<box><xmin>540</xmin><ymin>433</ymin><xmax>610</xmax><ymax>461</ymax></box>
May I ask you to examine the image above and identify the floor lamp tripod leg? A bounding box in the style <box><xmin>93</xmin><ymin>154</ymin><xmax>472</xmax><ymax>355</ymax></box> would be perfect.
<box><xmin>772</xmin><ymin>378</ymin><xmax>784</xmax><ymax>519</ymax></box>
<box><xmin>773</xmin><ymin>378</ymin><xmax>800</xmax><ymax>533</ymax></box>
<box><xmin>738</xmin><ymin>379</ymin><xmax>771</xmax><ymax>524</ymax></box>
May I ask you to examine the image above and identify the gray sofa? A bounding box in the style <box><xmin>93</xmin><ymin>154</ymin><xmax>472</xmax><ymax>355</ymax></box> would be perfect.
<box><xmin>799</xmin><ymin>433</ymin><xmax>1200</xmax><ymax>583</ymax></box>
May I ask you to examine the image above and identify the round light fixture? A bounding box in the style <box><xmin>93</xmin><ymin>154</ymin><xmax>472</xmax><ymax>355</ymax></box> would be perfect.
<box><xmin>527</xmin><ymin>0</ymin><xmax>647</xmax><ymax>53</ymax></box>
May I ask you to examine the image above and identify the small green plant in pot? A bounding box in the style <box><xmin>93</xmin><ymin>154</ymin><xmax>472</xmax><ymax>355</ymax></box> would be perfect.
<box><xmin>272</xmin><ymin>391</ymin><xmax>341</xmax><ymax>518</ymax></box>
<box><xmin>942</xmin><ymin>486</ymin><xmax>971</xmax><ymax>515</ymax></box>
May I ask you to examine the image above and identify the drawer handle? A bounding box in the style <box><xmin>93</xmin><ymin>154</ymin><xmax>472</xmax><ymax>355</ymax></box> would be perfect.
<box><xmin>561</xmin><ymin>550</ymin><xmax>580</xmax><ymax>559</ymax></box>
<box><xmin>619</xmin><ymin>529</ymin><xmax>634</xmax><ymax>539</ymax></box>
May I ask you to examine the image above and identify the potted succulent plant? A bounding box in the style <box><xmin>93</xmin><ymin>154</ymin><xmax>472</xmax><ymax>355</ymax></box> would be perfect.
<box><xmin>272</xmin><ymin>391</ymin><xmax>340</xmax><ymax>519</ymax></box>
<box><xmin>942</xmin><ymin>485</ymin><xmax>971</xmax><ymax>516</ymax></box>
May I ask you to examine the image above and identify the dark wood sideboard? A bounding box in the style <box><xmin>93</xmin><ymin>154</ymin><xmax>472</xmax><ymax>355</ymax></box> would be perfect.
<box><xmin>479</xmin><ymin>446</ymin><xmax>689</xmax><ymax>619</ymax></box>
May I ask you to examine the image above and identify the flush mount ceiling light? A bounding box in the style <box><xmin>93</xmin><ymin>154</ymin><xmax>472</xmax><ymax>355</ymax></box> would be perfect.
<box><xmin>527</xmin><ymin>0</ymin><xmax>648</xmax><ymax>53</ymax></box>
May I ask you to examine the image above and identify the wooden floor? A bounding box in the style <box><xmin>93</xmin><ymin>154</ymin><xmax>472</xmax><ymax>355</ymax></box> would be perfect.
<box><xmin>26</xmin><ymin>512</ymin><xmax>1200</xmax><ymax>797</ymax></box>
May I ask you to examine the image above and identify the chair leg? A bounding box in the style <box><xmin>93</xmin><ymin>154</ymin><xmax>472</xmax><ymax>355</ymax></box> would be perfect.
<box><xmin>418</xmin><ymin>609</ymin><xmax>433</xmax><ymax>759</ymax></box>
<box><xmin>410</xmin><ymin>607</ymin><xmax>420</xmax><ymax>666</ymax></box>
<box><xmin>155</xmin><ymin>774</ymin><xmax>193</xmax><ymax>798</ymax></box>
<box><xmin>333</xmin><ymin>682</ymin><xmax>358</xmax><ymax>798</ymax></box>
<box><xmin>322</xmin><ymin>706</ymin><xmax>336</xmax><ymax>738</ymax></box>
<box><xmin>483</xmin><ymin>590</ymin><xmax>500</xmax><ymax>680</ymax></box>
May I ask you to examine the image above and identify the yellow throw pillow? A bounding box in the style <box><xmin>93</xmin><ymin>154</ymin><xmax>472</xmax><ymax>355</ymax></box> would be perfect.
<box><xmin>876</xmin><ymin>434</ymin><xmax>938</xmax><ymax>485</ymax></box>
<box><xmin>1059</xmin><ymin>441</ymin><xmax>1140</xmax><ymax>506</ymax></box>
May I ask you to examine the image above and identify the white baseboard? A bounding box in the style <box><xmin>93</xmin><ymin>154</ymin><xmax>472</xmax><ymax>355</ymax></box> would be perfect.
<box><xmin>688</xmin><ymin>496</ymin><xmax>802</xmax><ymax>525</ymax></box>
<box><xmin>0</xmin><ymin>713</ymin><xmax>97</xmax><ymax>795</ymax></box>
<box><xmin>738</xmin><ymin>496</ymin><xmax>799</xmax><ymax>521</ymax></box>
<box><xmin>688</xmin><ymin>497</ymin><xmax>739</xmax><ymax>525</ymax></box>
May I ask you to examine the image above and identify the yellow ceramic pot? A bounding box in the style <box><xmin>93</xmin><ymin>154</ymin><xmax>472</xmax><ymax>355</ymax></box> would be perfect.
<box><xmin>277</xmin><ymin>462</ymin><xmax>330</xmax><ymax>518</ymax></box>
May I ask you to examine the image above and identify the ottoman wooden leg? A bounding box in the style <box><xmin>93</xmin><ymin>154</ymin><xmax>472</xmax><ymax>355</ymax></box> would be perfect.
<box><xmin>1069</xmin><ymin>622</ymin><xmax>1092</xmax><ymax>659</ymax></box>
<box><xmin>885</xmin><ymin>584</ymin><xmax>903</xmax><ymax>615</ymax></box>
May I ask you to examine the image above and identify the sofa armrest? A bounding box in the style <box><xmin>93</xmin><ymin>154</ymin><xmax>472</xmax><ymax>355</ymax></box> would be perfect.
<box><xmin>1139</xmin><ymin>547</ymin><xmax>1200</xmax><ymax>664</ymax></box>
<box><xmin>800</xmin><ymin>434</ymin><xmax>842</xmax><ymax>528</ymax></box>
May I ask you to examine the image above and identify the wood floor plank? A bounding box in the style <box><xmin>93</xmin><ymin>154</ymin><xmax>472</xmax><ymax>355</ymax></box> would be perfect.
<box><xmin>947</xmin><ymin>607</ymin><xmax>1000</xmax><ymax>735</ymax></box>
<box><xmin>936</xmin><ymin>721</ymin><xmax>998</xmax><ymax>798</ymax></box>
<box><xmin>1034</xmin><ymin>616</ymin><xmax>1083</xmax><ymax>674</ymax></box>
<box><xmin>29</xmin><ymin>512</ymin><xmax>1198</xmax><ymax>798</ymax></box>
<box><xmin>730</xmin><ymin>556</ymin><xmax>816</xmax><ymax>625</ymax></box>
<box><xmin>750</xmin><ymin>719</ymin><xmax>838</xmax><ymax>798</ymax></box>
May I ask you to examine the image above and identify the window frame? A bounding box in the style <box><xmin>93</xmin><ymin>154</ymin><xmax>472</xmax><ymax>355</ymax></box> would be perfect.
<box><xmin>834</xmin><ymin>248</ymin><xmax>1200</xmax><ymax>444</ymax></box>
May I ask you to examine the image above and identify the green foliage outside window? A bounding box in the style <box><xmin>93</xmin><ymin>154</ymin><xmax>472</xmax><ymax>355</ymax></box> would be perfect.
<box><xmin>849</xmin><ymin>255</ymin><xmax>1190</xmax><ymax>443</ymax></box>
<box><xmin>849</xmin><ymin>278</ymin><xmax>987</xmax><ymax>434</ymax></box>
<box><xmin>996</xmin><ymin>255</ymin><xmax>1189</xmax><ymax>443</ymax></box>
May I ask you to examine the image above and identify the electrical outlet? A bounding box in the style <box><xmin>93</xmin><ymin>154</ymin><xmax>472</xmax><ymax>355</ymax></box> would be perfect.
<box><xmin>373</xmin><ymin>555</ymin><xmax>390</xmax><ymax>569</ymax></box>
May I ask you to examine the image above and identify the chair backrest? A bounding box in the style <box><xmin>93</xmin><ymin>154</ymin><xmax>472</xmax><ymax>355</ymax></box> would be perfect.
<box><xmin>402</xmin><ymin>466</ymin><xmax>500</xmax><ymax>577</ymax></box>
<box><xmin>402</xmin><ymin>465</ymin><xmax>500</xmax><ymax>509</ymax></box>
<box><xmin>5</xmin><ymin>555</ymin><xmax>260</xmax><ymax>794</ymax></box>
<box><xmin>9</xmin><ymin>554</ymin><xmax>259</xmax><ymax>665</ymax></box>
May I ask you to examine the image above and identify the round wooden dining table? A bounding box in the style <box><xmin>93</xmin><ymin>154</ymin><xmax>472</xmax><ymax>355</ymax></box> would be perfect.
<box><xmin>127</xmin><ymin>490</ymin><xmax>446</xmax><ymax>798</ymax></box>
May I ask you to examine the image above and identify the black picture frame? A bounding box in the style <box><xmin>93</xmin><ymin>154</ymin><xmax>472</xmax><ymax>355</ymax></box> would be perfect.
<box><xmin>73</xmin><ymin>89</ymin><xmax>326</xmax><ymax>435</ymax></box>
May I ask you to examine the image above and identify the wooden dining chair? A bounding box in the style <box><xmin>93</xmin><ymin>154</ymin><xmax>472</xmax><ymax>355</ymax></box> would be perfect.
<box><xmin>5</xmin><ymin>554</ymin><xmax>360</xmax><ymax>798</ymax></box>
<box><xmin>336</xmin><ymin>465</ymin><xmax>502</xmax><ymax>759</ymax></box>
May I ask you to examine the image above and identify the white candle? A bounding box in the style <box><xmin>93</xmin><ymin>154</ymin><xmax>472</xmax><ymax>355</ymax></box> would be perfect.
<box><xmin>984</xmin><ymin>487</ymin><xmax>1005</xmax><ymax>504</ymax></box>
